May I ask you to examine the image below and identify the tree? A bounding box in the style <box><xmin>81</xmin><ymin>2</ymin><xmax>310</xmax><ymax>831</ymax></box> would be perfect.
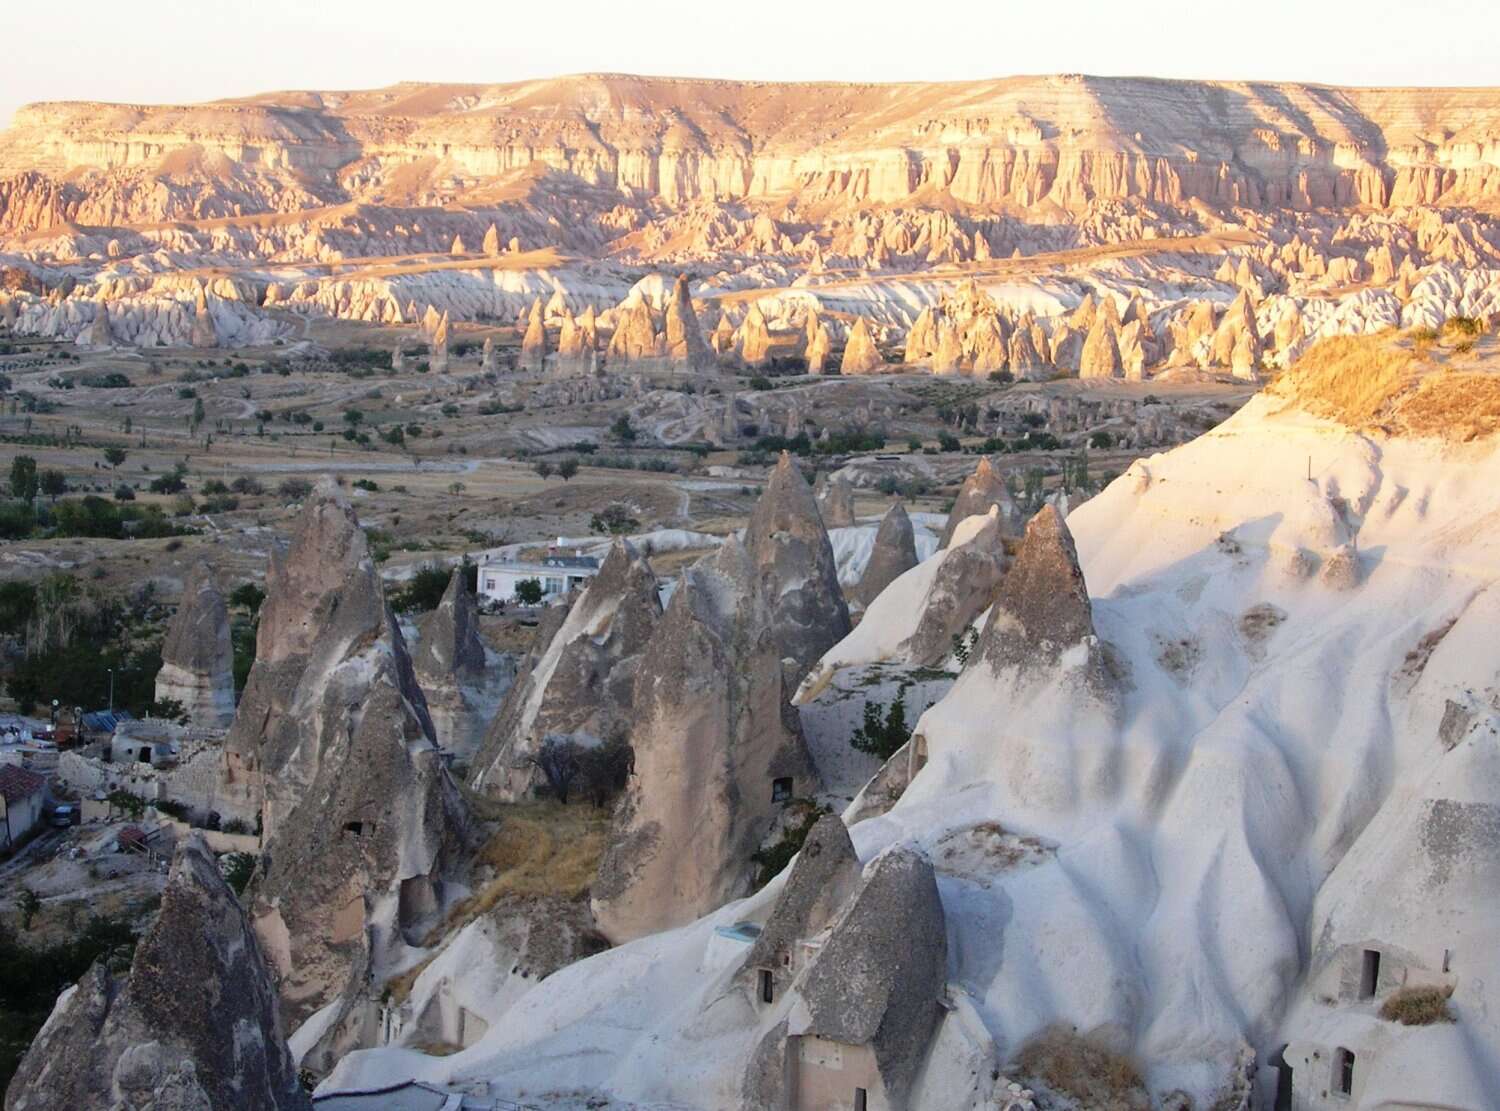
<box><xmin>228</xmin><ymin>582</ymin><xmax>265</xmax><ymax>615</ymax></box>
<box><xmin>525</xmin><ymin>737</ymin><xmax>583</xmax><ymax>804</ymax></box>
<box><xmin>102</xmin><ymin>446</ymin><xmax>127</xmax><ymax>469</ymax></box>
<box><xmin>514</xmin><ymin>577</ymin><xmax>544</xmax><ymax>606</ymax></box>
<box><xmin>39</xmin><ymin>470</ymin><xmax>66</xmax><ymax>503</ymax></box>
<box><xmin>849</xmin><ymin>683</ymin><xmax>912</xmax><ymax>760</ymax></box>
<box><xmin>610</xmin><ymin>414</ymin><xmax>636</xmax><ymax>443</ymax></box>
<box><xmin>557</xmin><ymin>457</ymin><xmax>579</xmax><ymax>482</ymax></box>
<box><xmin>343</xmin><ymin>408</ymin><xmax>363</xmax><ymax>427</ymax></box>
<box><xmin>9</xmin><ymin>455</ymin><xmax>38</xmax><ymax>501</ymax></box>
<box><xmin>576</xmin><ymin>736</ymin><xmax>634</xmax><ymax>808</ymax></box>
<box><xmin>937</xmin><ymin>430</ymin><xmax>961</xmax><ymax>453</ymax></box>
<box><xmin>17</xmin><ymin>888</ymin><xmax>41</xmax><ymax>931</ymax></box>
<box><xmin>533</xmin><ymin>460</ymin><xmax>554</xmax><ymax>480</ymax></box>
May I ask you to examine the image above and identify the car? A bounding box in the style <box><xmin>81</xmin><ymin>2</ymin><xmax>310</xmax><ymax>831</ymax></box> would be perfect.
<box><xmin>49</xmin><ymin>804</ymin><xmax>77</xmax><ymax>828</ymax></box>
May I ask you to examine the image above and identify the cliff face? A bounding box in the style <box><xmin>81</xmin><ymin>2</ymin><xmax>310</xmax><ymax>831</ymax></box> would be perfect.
<box><xmin>4</xmin><ymin>73</ymin><xmax>1500</xmax><ymax>233</ymax></box>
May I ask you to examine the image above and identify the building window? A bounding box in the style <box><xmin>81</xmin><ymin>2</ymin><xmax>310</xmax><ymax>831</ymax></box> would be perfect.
<box><xmin>772</xmin><ymin>776</ymin><xmax>793</xmax><ymax>803</ymax></box>
<box><xmin>343</xmin><ymin>821</ymin><xmax>365</xmax><ymax>836</ymax></box>
<box><xmin>484</xmin><ymin>578</ymin><xmax>496</xmax><ymax>590</ymax></box>
<box><xmin>854</xmin><ymin>1088</ymin><xmax>867</xmax><ymax>1111</ymax></box>
<box><xmin>1335</xmin><ymin>1047</ymin><xmax>1355</xmax><ymax>1097</ymax></box>
<box><xmin>1359</xmin><ymin>949</ymin><xmax>1380</xmax><ymax>999</ymax></box>
<box><xmin>545</xmin><ymin>577</ymin><xmax>564</xmax><ymax>594</ymax></box>
<box><xmin>757</xmin><ymin>968</ymin><xmax>774</xmax><ymax>1004</ymax></box>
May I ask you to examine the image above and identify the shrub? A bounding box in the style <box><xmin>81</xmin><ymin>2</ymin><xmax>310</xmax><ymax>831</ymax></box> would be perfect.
<box><xmin>229</xmin><ymin>582</ymin><xmax>266</xmax><ymax>614</ymax></box>
<box><xmin>610</xmin><ymin>414</ymin><xmax>637</xmax><ymax>443</ymax></box>
<box><xmin>389</xmin><ymin>562</ymin><xmax>454</xmax><ymax>614</ymax></box>
<box><xmin>750</xmin><ymin>803</ymin><xmax>829</xmax><ymax>888</ymax></box>
<box><xmin>1013</xmin><ymin>1027</ymin><xmax>1149</xmax><ymax>1111</ymax></box>
<box><xmin>230</xmin><ymin>476</ymin><xmax>263</xmax><ymax>495</ymax></box>
<box><xmin>849</xmin><ymin>683</ymin><xmax>913</xmax><ymax>760</ymax></box>
<box><xmin>148</xmin><ymin>472</ymin><xmax>186</xmax><ymax>495</ymax></box>
<box><xmin>1380</xmin><ymin>985</ymin><xmax>1455</xmax><ymax>1026</ymax></box>
<box><xmin>219</xmin><ymin>852</ymin><xmax>257</xmax><ymax>894</ymax></box>
<box><xmin>276</xmin><ymin>477</ymin><xmax>313</xmax><ymax>502</ymax></box>
<box><xmin>82</xmin><ymin>372</ymin><xmax>130</xmax><ymax>389</ymax></box>
<box><xmin>590</xmin><ymin>504</ymin><xmax>640</xmax><ymax>535</ymax></box>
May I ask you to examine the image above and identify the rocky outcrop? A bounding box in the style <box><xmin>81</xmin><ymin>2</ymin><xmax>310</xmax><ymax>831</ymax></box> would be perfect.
<box><xmin>469</xmin><ymin>541</ymin><xmax>661</xmax><ymax>800</ymax></box>
<box><xmin>744</xmin><ymin>453</ymin><xmax>851</xmax><ymax>680</ymax></box>
<box><xmin>218</xmin><ymin>483</ymin><xmax>470</xmax><ymax>1052</ymax></box>
<box><xmin>1078</xmin><ymin>315</ymin><xmax>1122</xmax><ymax>378</ymax></box>
<box><xmin>815</xmin><ymin>474</ymin><xmax>856</xmax><ymax>528</ymax></box>
<box><xmin>607</xmin><ymin>293</ymin><xmax>661</xmax><ymax>366</ymax></box>
<box><xmin>5</xmin><ymin>836</ymin><xmax>309</xmax><ymax>1111</ymax></box>
<box><xmin>840</xmin><ymin>316</ymin><xmax>883</xmax><ymax>374</ymax></box>
<box><xmin>740</xmin><ymin>846</ymin><xmax>948</xmax><ymax>1111</ymax></box>
<box><xmin>852</xmin><ymin>502</ymin><xmax>919</xmax><ymax>609</ymax></box>
<box><xmin>902</xmin><ymin>508</ymin><xmax>1010</xmax><ymax>666</ymax></box>
<box><xmin>154</xmin><ymin>561</ymin><xmax>235</xmax><ymax>729</ymax></box>
<box><xmin>736</xmin><ymin>303</ymin><xmax>772</xmax><ymax>368</ymax></box>
<box><xmin>221</xmin><ymin>481</ymin><xmax>435</xmax><ymax>834</ymax></box>
<box><xmin>519</xmin><ymin>297</ymin><xmax>548</xmax><ymax>372</ymax></box>
<box><xmin>804</xmin><ymin>310</ymin><xmax>832</xmax><ymax>373</ymax></box>
<box><xmin>939</xmin><ymin>456</ymin><xmax>1019</xmax><ymax>545</ymax></box>
<box><xmin>413</xmin><ymin>569</ymin><xmax>511</xmax><ymax>763</ymax></box>
<box><xmin>429</xmin><ymin>309</ymin><xmax>450</xmax><ymax>374</ymax></box>
<box><xmin>662</xmin><ymin>273</ymin><xmax>716</xmax><ymax>372</ymax></box>
<box><xmin>738</xmin><ymin>815</ymin><xmax>861</xmax><ymax>1002</ymax></box>
<box><xmin>979</xmin><ymin>504</ymin><xmax>1107</xmax><ymax>687</ymax></box>
<box><xmin>591</xmin><ymin>535</ymin><xmax>818</xmax><ymax>943</ymax></box>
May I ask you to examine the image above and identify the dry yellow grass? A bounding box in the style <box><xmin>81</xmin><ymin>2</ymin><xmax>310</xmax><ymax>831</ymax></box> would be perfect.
<box><xmin>433</xmin><ymin>797</ymin><xmax>611</xmax><ymax>942</ymax></box>
<box><xmin>1271</xmin><ymin>333</ymin><xmax>1421</xmax><ymax>427</ymax></box>
<box><xmin>1013</xmin><ymin>1027</ymin><xmax>1151</xmax><ymax>1111</ymax></box>
<box><xmin>1273</xmin><ymin>330</ymin><xmax>1500</xmax><ymax>442</ymax></box>
<box><xmin>1380</xmin><ymin>984</ymin><xmax>1456</xmax><ymax>1026</ymax></box>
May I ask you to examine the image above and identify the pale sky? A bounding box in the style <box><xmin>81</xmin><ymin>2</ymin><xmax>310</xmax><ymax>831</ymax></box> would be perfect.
<box><xmin>2</xmin><ymin>0</ymin><xmax>1497</xmax><ymax>128</ymax></box>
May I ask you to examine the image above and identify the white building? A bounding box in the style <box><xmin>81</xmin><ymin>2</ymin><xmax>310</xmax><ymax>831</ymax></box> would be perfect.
<box><xmin>0</xmin><ymin>765</ymin><xmax>48</xmax><ymax>850</ymax></box>
<box><xmin>477</xmin><ymin>546</ymin><xmax>600</xmax><ymax>606</ymax></box>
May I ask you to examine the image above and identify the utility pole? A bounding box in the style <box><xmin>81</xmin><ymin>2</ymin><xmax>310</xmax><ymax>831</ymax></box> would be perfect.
<box><xmin>107</xmin><ymin>668</ymin><xmax>115</xmax><ymax>712</ymax></box>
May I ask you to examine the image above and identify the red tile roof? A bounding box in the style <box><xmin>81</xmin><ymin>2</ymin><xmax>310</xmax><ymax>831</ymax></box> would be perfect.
<box><xmin>0</xmin><ymin>764</ymin><xmax>46</xmax><ymax>804</ymax></box>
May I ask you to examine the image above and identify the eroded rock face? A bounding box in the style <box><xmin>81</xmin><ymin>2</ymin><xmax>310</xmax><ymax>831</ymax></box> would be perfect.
<box><xmin>222</xmin><ymin>482</ymin><xmax>435</xmax><ymax>835</ymax></box>
<box><xmin>745</xmin><ymin>453</ymin><xmax>852</xmax><ymax>680</ymax></box>
<box><xmin>663</xmin><ymin>273</ymin><xmax>716</xmax><ymax>372</ymax></box>
<box><xmin>154</xmin><ymin>561</ymin><xmax>235</xmax><ymax>728</ymax></box>
<box><xmin>216</xmin><ymin>484</ymin><xmax>470</xmax><ymax>1055</ymax></box>
<box><xmin>740</xmin><ymin>847</ymin><xmax>948</xmax><ymax>1111</ymax></box>
<box><xmin>519</xmin><ymin>297</ymin><xmax>548</xmax><ymax>371</ymax></box>
<box><xmin>249</xmin><ymin>674</ymin><xmax>471</xmax><ymax>1059</ymax></box>
<box><xmin>738</xmin><ymin>815</ymin><xmax>861</xmax><ymax>1003</ymax></box>
<box><xmin>940</xmin><ymin>456</ymin><xmax>1020</xmax><ymax>545</ymax></box>
<box><xmin>736</xmin><ymin>302</ymin><xmax>772</xmax><ymax>368</ymax></box>
<box><xmin>852</xmin><ymin>502</ymin><xmax>918</xmax><ymax>609</ymax></box>
<box><xmin>468</xmin><ymin>541</ymin><xmax>661</xmax><ymax>800</ymax></box>
<box><xmin>902</xmin><ymin>508</ymin><xmax>1010</xmax><ymax>666</ymax></box>
<box><xmin>414</xmin><ymin>569</ymin><xmax>510</xmax><ymax>762</ymax></box>
<box><xmin>5</xmin><ymin>836</ymin><xmax>309</xmax><ymax>1111</ymax></box>
<box><xmin>840</xmin><ymin>316</ymin><xmax>883</xmax><ymax>374</ymax></box>
<box><xmin>815</xmin><ymin>474</ymin><xmax>856</xmax><ymax>528</ymax></box>
<box><xmin>980</xmin><ymin>504</ymin><xmax>1106</xmax><ymax>685</ymax></box>
<box><xmin>591</xmin><ymin>536</ymin><xmax>818</xmax><ymax>943</ymax></box>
